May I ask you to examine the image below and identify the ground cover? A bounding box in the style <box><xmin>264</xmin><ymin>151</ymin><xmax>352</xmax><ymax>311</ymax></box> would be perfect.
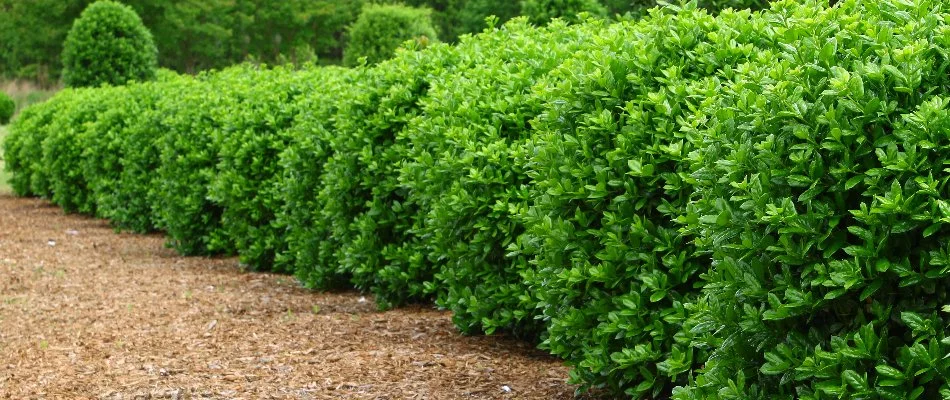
<box><xmin>0</xmin><ymin>195</ymin><xmax>580</xmax><ymax>398</ymax></box>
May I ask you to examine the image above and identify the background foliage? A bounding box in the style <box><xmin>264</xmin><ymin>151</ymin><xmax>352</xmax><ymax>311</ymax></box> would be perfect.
<box><xmin>0</xmin><ymin>0</ymin><xmax>770</xmax><ymax>83</ymax></box>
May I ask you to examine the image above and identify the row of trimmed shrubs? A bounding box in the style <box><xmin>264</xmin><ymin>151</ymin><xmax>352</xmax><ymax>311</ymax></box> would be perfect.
<box><xmin>7</xmin><ymin>0</ymin><xmax>950</xmax><ymax>397</ymax></box>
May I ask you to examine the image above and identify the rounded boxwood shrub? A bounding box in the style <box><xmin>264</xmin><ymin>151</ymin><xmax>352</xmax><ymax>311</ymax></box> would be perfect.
<box><xmin>61</xmin><ymin>0</ymin><xmax>158</xmax><ymax>88</ymax></box>
<box><xmin>41</xmin><ymin>87</ymin><xmax>117</xmax><ymax>214</ymax></box>
<box><xmin>208</xmin><ymin>66</ymin><xmax>341</xmax><ymax>273</ymax></box>
<box><xmin>81</xmin><ymin>78</ymin><xmax>168</xmax><ymax>233</ymax></box>
<box><xmin>0</xmin><ymin>91</ymin><xmax>14</xmax><ymax>125</ymax></box>
<box><xmin>150</xmin><ymin>72</ymin><xmax>232</xmax><ymax>256</ymax></box>
<box><xmin>343</xmin><ymin>4</ymin><xmax>439</xmax><ymax>66</ymax></box>
<box><xmin>91</xmin><ymin>72</ymin><xmax>183</xmax><ymax>233</ymax></box>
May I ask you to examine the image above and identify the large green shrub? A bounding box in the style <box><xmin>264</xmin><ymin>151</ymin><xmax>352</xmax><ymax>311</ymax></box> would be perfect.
<box><xmin>397</xmin><ymin>17</ymin><xmax>602</xmax><ymax>337</ymax></box>
<box><xmin>91</xmin><ymin>73</ymin><xmax>180</xmax><ymax>232</ymax></box>
<box><xmin>150</xmin><ymin>72</ymin><xmax>233</xmax><ymax>255</ymax></box>
<box><xmin>0</xmin><ymin>92</ymin><xmax>14</xmax><ymax>125</ymax></box>
<box><xmin>306</xmin><ymin>43</ymin><xmax>459</xmax><ymax>307</ymax></box>
<box><xmin>61</xmin><ymin>0</ymin><xmax>158</xmax><ymax>88</ymax></box>
<box><xmin>343</xmin><ymin>4</ymin><xmax>439</xmax><ymax>66</ymax></box>
<box><xmin>521</xmin><ymin>4</ymin><xmax>766</xmax><ymax>396</ymax></box>
<box><xmin>82</xmin><ymin>73</ymin><xmax>176</xmax><ymax>233</ymax></box>
<box><xmin>41</xmin><ymin>88</ymin><xmax>119</xmax><ymax>213</ymax></box>
<box><xmin>208</xmin><ymin>66</ymin><xmax>340</xmax><ymax>272</ymax></box>
<box><xmin>679</xmin><ymin>0</ymin><xmax>950</xmax><ymax>398</ymax></box>
<box><xmin>277</xmin><ymin>68</ymin><xmax>361</xmax><ymax>287</ymax></box>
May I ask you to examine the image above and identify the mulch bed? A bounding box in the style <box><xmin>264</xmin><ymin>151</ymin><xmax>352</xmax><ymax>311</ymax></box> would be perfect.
<box><xmin>0</xmin><ymin>195</ymin><xmax>579</xmax><ymax>399</ymax></box>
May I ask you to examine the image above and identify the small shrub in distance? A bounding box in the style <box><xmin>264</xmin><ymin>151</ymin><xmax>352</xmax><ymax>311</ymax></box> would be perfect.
<box><xmin>0</xmin><ymin>92</ymin><xmax>14</xmax><ymax>125</ymax></box>
<box><xmin>61</xmin><ymin>0</ymin><xmax>158</xmax><ymax>88</ymax></box>
<box><xmin>343</xmin><ymin>4</ymin><xmax>439</xmax><ymax>66</ymax></box>
<box><xmin>519</xmin><ymin>0</ymin><xmax>608</xmax><ymax>25</ymax></box>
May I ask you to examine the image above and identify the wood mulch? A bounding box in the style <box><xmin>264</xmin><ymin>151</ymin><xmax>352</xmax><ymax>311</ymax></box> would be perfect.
<box><xmin>0</xmin><ymin>195</ymin><xmax>579</xmax><ymax>399</ymax></box>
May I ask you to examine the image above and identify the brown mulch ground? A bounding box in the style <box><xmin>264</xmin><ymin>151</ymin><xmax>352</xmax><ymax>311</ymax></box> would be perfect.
<box><xmin>0</xmin><ymin>195</ymin><xmax>579</xmax><ymax>399</ymax></box>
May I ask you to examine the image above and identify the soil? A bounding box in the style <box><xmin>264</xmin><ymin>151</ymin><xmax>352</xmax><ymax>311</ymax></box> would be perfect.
<box><xmin>0</xmin><ymin>195</ymin><xmax>579</xmax><ymax>399</ymax></box>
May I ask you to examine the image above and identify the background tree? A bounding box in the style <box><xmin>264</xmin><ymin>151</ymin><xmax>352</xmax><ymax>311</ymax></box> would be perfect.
<box><xmin>0</xmin><ymin>0</ymin><xmax>89</xmax><ymax>85</ymax></box>
<box><xmin>131</xmin><ymin>0</ymin><xmax>236</xmax><ymax>73</ymax></box>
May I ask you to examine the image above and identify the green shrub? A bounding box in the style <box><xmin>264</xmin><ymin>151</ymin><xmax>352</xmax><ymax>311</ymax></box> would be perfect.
<box><xmin>306</xmin><ymin>43</ymin><xmax>459</xmax><ymax>308</ymax></box>
<box><xmin>149</xmin><ymin>72</ymin><xmax>235</xmax><ymax>255</ymax></box>
<box><xmin>519</xmin><ymin>0</ymin><xmax>608</xmax><ymax>24</ymax></box>
<box><xmin>343</xmin><ymin>4</ymin><xmax>439</xmax><ymax>66</ymax></box>
<box><xmin>106</xmin><ymin>75</ymin><xmax>179</xmax><ymax>233</ymax></box>
<box><xmin>520</xmin><ymin>4</ymin><xmax>767</xmax><ymax>396</ymax></box>
<box><xmin>41</xmin><ymin>88</ymin><xmax>121</xmax><ymax>213</ymax></box>
<box><xmin>277</xmin><ymin>67</ymin><xmax>361</xmax><ymax>287</ymax></box>
<box><xmin>0</xmin><ymin>92</ymin><xmax>13</xmax><ymax>125</ymax></box>
<box><xmin>77</xmin><ymin>85</ymin><xmax>133</xmax><ymax>219</ymax></box>
<box><xmin>679</xmin><ymin>0</ymin><xmax>950</xmax><ymax>398</ymax></box>
<box><xmin>397</xmin><ymin>17</ymin><xmax>602</xmax><ymax>337</ymax></box>
<box><xmin>82</xmin><ymin>75</ymin><xmax>172</xmax><ymax>233</ymax></box>
<box><xmin>61</xmin><ymin>0</ymin><xmax>158</xmax><ymax>88</ymax></box>
<box><xmin>1</xmin><ymin>94</ymin><xmax>72</xmax><ymax>197</ymax></box>
<box><xmin>208</xmin><ymin>66</ymin><xmax>344</xmax><ymax>272</ymax></box>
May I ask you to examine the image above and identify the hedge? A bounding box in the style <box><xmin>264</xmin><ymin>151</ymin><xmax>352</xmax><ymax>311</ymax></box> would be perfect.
<box><xmin>6</xmin><ymin>1</ymin><xmax>950</xmax><ymax>398</ymax></box>
<box><xmin>679</xmin><ymin>0</ymin><xmax>950</xmax><ymax>398</ymax></box>
<box><xmin>399</xmin><ymin>17</ymin><xmax>604</xmax><ymax>337</ymax></box>
<box><xmin>521</xmin><ymin>5</ymin><xmax>768</xmax><ymax>396</ymax></box>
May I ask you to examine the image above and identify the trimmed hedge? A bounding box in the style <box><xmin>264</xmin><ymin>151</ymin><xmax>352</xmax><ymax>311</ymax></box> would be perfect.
<box><xmin>400</xmin><ymin>17</ymin><xmax>604</xmax><ymax>337</ymax></box>
<box><xmin>521</xmin><ymin>5</ymin><xmax>766</xmax><ymax>396</ymax></box>
<box><xmin>679</xmin><ymin>0</ymin><xmax>950</xmax><ymax>398</ymax></box>
<box><xmin>7</xmin><ymin>1</ymin><xmax>950</xmax><ymax>398</ymax></box>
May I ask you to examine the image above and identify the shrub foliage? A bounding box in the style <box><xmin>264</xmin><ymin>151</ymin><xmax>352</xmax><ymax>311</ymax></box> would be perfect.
<box><xmin>7</xmin><ymin>1</ymin><xmax>950</xmax><ymax>398</ymax></box>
